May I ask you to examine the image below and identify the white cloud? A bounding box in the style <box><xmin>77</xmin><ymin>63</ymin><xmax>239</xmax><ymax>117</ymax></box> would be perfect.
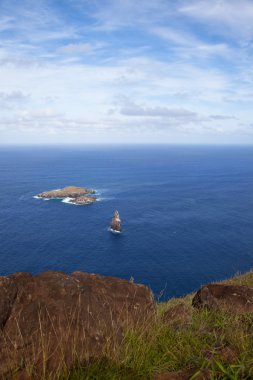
<box><xmin>115</xmin><ymin>97</ymin><xmax>200</xmax><ymax>121</ymax></box>
<box><xmin>179</xmin><ymin>0</ymin><xmax>253</xmax><ymax>41</ymax></box>
<box><xmin>0</xmin><ymin>16</ymin><xmax>14</xmax><ymax>32</ymax></box>
<box><xmin>210</xmin><ymin>115</ymin><xmax>237</xmax><ymax>121</ymax></box>
<box><xmin>83</xmin><ymin>0</ymin><xmax>174</xmax><ymax>31</ymax></box>
<box><xmin>0</xmin><ymin>53</ymin><xmax>251</xmax><ymax>143</ymax></box>
<box><xmin>0</xmin><ymin>90</ymin><xmax>30</xmax><ymax>109</ymax></box>
<box><xmin>151</xmin><ymin>26</ymin><xmax>232</xmax><ymax>62</ymax></box>
<box><xmin>0</xmin><ymin>0</ymin><xmax>252</xmax><ymax>144</ymax></box>
<box><xmin>58</xmin><ymin>42</ymin><xmax>106</xmax><ymax>55</ymax></box>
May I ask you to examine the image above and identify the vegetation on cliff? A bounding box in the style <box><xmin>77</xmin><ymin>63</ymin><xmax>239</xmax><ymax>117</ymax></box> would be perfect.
<box><xmin>65</xmin><ymin>271</ymin><xmax>253</xmax><ymax>380</ymax></box>
<box><xmin>1</xmin><ymin>271</ymin><xmax>253</xmax><ymax>379</ymax></box>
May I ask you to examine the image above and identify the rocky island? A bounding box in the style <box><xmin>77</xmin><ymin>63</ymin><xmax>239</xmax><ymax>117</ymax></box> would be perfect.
<box><xmin>36</xmin><ymin>186</ymin><xmax>97</xmax><ymax>205</ymax></box>
<box><xmin>68</xmin><ymin>195</ymin><xmax>97</xmax><ymax>205</ymax></box>
<box><xmin>110</xmin><ymin>210</ymin><xmax>122</xmax><ymax>232</ymax></box>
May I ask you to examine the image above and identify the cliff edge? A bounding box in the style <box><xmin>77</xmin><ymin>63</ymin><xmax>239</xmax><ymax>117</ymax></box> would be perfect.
<box><xmin>1</xmin><ymin>270</ymin><xmax>253</xmax><ymax>379</ymax></box>
<box><xmin>0</xmin><ymin>271</ymin><xmax>154</xmax><ymax>379</ymax></box>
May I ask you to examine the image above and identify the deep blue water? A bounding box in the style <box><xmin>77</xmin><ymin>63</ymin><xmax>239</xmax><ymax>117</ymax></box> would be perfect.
<box><xmin>0</xmin><ymin>145</ymin><xmax>253</xmax><ymax>300</ymax></box>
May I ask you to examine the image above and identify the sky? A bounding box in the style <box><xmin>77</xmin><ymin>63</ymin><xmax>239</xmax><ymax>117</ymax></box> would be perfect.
<box><xmin>0</xmin><ymin>0</ymin><xmax>253</xmax><ymax>144</ymax></box>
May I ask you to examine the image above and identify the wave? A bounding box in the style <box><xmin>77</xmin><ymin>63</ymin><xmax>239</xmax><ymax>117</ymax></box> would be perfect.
<box><xmin>33</xmin><ymin>196</ymin><xmax>51</xmax><ymax>201</ymax></box>
<box><xmin>96</xmin><ymin>196</ymin><xmax>115</xmax><ymax>202</ymax></box>
<box><xmin>108</xmin><ymin>227</ymin><xmax>121</xmax><ymax>234</ymax></box>
<box><xmin>61</xmin><ymin>197</ymin><xmax>75</xmax><ymax>204</ymax></box>
<box><xmin>95</xmin><ymin>188</ymin><xmax>108</xmax><ymax>195</ymax></box>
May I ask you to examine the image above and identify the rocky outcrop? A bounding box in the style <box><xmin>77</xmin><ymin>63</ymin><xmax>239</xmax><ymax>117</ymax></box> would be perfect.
<box><xmin>0</xmin><ymin>271</ymin><xmax>154</xmax><ymax>378</ymax></box>
<box><xmin>162</xmin><ymin>303</ymin><xmax>192</xmax><ymax>330</ymax></box>
<box><xmin>37</xmin><ymin>186</ymin><xmax>96</xmax><ymax>199</ymax></box>
<box><xmin>110</xmin><ymin>210</ymin><xmax>122</xmax><ymax>232</ymax></box>
<box><xmin>192</xmin><ymin>284</ymin><xmax>253</xmax><ymax>313</ymax></box>
<box><xmin>68</xmin><ymin>195</ymin><xmax>97</xmax><ymax>205</ymax></box>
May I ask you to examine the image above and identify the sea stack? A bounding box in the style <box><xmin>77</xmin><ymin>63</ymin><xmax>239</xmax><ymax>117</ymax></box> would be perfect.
<box><xmin>110</xmin><ymin>210</ymin><xmax>122</xmax><ymax>233</ymax></box>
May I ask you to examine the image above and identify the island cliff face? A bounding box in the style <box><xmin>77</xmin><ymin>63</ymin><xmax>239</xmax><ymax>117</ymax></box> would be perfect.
<box><xmin>110</xmin><ymin>210</ymin><xmax>122</xmax><ymax>232</ymax></box>
<box><xmin>68</xmin><ymin>195</ymin><xmax>97</xmax><ymax>205</ymax></box>
<box><xmin>37</xmin><ymin>186</ymin><xmax>95</xmax><ymax>198</ymax></box>
<box><xmin>37</xmin><ymin>186</ymin><xmax>96</xmax><ymax>205</ymax></box>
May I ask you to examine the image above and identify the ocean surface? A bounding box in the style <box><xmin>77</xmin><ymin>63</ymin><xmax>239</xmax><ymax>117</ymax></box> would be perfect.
<box><xmin>0</xmin><ymin>145</ymin><xmax>253</xmax><ymax>300</ymax></box>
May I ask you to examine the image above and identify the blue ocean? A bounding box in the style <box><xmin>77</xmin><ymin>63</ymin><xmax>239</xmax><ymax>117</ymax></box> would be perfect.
<box><xmin>0</xmin><ymin>145</ymin><xmax>253</xmax><ymax>300</ymax></box>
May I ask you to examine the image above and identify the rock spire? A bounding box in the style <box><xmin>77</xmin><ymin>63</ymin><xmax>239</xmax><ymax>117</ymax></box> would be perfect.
<box><xmin>110</xmin><ymin>210</ymin><xmax>122</xmax><ymax>232</ymax></box>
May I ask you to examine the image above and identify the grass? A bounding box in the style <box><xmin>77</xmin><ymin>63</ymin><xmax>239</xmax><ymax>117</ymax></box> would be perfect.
<box><xmin>64</xmin><ymin>310</ymin><xmax>253</xmax><ymax>379</ymax></box>
<box><xmin>62</xmin><ymin>271</ymin><xmax>253</xmax><ymax>380</ymax></box>
<box><xmin>5</xmin><ymin>271</ymin><xmax>253</xmax><ymax>379</ymax></box>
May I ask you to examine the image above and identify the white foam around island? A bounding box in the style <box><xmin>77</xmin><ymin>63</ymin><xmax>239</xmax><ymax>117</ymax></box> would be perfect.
<box><xmin>33</xmin><ymin>196</ymin><xmax>51</xmax><ymax>200</ymax></box>
<box><xmin>61</xmin><ymin>197</ymin><xmax>97</xmax><ymax>206</ymax></box>
<box><xmin>108</xmin><ymin>228</ymin><xmax>121</xmax><ymax>234</ymax></box>
<box><xmin>61</xmin><ymin>197</ymin><xmax>75</xmax><ymax>204</ymax></box>
<box><xmin>94</xmin><ymin>188</ymin><xmax>107</xmax><ymax>195</ymax></box>
<box><xmin>96</xmin><ymin>196</ymin><xmax>115</xmax><ymax>202</ymax></box>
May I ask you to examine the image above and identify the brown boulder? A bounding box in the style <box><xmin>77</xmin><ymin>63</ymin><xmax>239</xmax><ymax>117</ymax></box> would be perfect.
<box><xmin>192</xmin><ymin>284</ymin><xmax>253</xmax><ymax>313</ymax></box>
<box><xmin>162</xmin><ymin>303</ymin><xmax>192</xmax><ymax>330</ymax></box>
<box><xmin>0</xmin><ymin>271</ymin><xmax>154</xmax><ymax>378</ymax></box>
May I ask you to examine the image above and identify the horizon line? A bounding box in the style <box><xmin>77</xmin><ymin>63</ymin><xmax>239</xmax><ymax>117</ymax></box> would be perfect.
<box><xmin>1</xmin><ymin>143</ymin><xmax>253</xmax><ymax>149</ymax></box>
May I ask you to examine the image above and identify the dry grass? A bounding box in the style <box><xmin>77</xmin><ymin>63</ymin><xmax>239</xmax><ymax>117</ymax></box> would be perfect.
<box><xmin>2</xmin><ymin>270</ymin><xmax>253</xmax><ymax>379</ymax></box>
<box><xmin>64</xmin><ymin>270</ymin><xmax>253</xmax><ymax>380</ymax></box>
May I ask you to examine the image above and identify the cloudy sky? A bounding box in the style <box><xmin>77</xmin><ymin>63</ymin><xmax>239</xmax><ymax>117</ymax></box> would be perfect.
<box><xmin>0</xmin><ymin>0</ymin><xmax>253</xmax><ymax>144</ymax></box>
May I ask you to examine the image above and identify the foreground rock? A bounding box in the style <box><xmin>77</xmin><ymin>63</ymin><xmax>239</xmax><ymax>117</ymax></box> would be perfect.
<box><xmin>37</xmin><ymin>186</ymin><xmax>95</xmax><ymax>199</ymax></box>
<box><xmin>192</xmin><ymin>284</ymin><xmax>253</xmax><ymax>313</ymax></box>
<box><xmin>162</xmin><ymin>303</ymin><xmax>192</xmax><ymax>330</ymax></box>
<box><xmin>0</xmin><ymin>271</ymin><xmax>154</xmax><ymax>378</ymax></box>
